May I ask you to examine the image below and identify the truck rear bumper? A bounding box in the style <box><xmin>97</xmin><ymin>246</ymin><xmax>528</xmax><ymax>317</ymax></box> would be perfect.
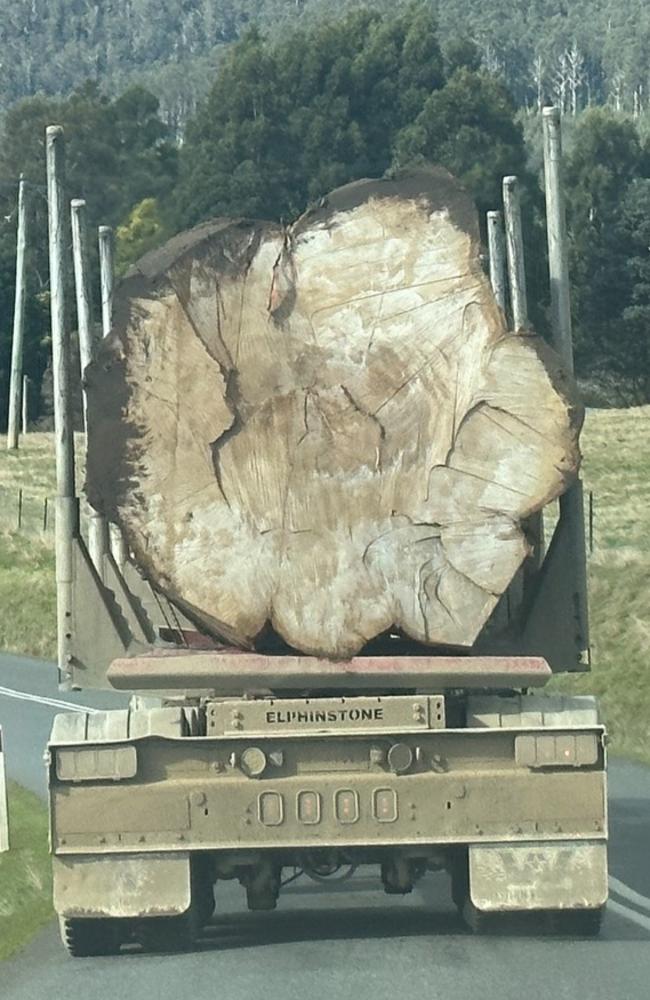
<box><xmin>49</xmin><ymin>729</ymin><xmax>607</xmax><ymax>856</ymax></box>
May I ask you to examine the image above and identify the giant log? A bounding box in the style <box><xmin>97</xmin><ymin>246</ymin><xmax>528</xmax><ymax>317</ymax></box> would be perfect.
<box><xmin>86</xmin><ymin>168</ymin><xmax>583</xmax><ymax>658</ymax></box>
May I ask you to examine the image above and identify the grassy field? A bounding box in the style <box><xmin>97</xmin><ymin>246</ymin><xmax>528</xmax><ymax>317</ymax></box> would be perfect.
<box><xmin>0</xmin><ymin>783</ymin><xmax>53</xmax><ymax>961</ymax></box>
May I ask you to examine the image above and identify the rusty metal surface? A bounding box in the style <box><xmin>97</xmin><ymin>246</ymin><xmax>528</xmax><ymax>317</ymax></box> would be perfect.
<box><xmin>107</xmin><ymin>653</ymin><xmax>552</xmax><ymax>693</ymax></box>
<box><xmin>469</xmin><ymin>841</ymin><xmax>608</xmax><ymax>911</ymax></box>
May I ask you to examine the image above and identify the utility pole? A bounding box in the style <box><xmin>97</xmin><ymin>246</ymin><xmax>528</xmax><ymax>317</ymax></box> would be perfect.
<box><xmin>47</xmin><ymin>125</ymin><xmax>77</xmax><ymax>687</ymax></box>
<box><xmin>98</xmin><ymin>224</ymin><xmax>128</xmax><ymax>571</ymax></box>
<box><xmin>6</xmin><ymin>175</ymin><xmax>28</xmax><ymax>450</ymax></box>
<box><xmin>502</xmin><ymin>176</ymin><xmax>529</xmax><ymax>331</ymax></box>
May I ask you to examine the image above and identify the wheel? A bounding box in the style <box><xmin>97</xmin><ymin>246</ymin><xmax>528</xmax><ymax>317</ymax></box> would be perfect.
<box><xmin>449</xmin><ymin>852</ymin><xmax>500</xmax><ymax>934</ymax></box>
<box><xmin>192</xmin><ymin>856</ymin><xmax>215</xmax><ymax>925</ymax></box>
<box><xmin>546</xmin><ymin>907</ymin><xmax>604</xmax><ymax>937</ymax></box>
<box><xmin>60</xmin><ymin>916</ymin><xmax>122</xmax><ymax>957</ymax></box>
<box><xmin>138</xmin><ymin>906</ymin><xmax>199</xmax><ymax>954</ymax></box>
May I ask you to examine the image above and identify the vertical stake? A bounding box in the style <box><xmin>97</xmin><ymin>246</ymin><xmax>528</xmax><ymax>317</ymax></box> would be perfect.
<box><xmin>98</xmin><ymin>224</ymin><xmax>128</xmax><ymax>572</ymax></box>
<box><xmin>71</xmin><ymin>200</ymin><xmax>95</xmax><ymax>431</ymax></box>
<box><xmin>542</xmin><ymin>106</ymin><xmax>574</xmax><ymax>371</ymax></box>
<box><xmin>21</xmin><ymin>375</ymin><xmax>28</xmax><ymax>436</ymax></box>
<box><xmin>542</xmin><ymin>106</ymin><xmax>589</xmax><ymax>668</ymax></box>
<box><xmin>72</xmin><ymin>201</ymin><xmax>109</xmax><ymax>570</ymax></box>
<box><xmin>6</xmin><ymin>175</ymin><xmax>29</xmax><ymax>450</ymax></box>
<box><xmin>98</xmin><ymin>226</ymin><xmax>114</xmax><ymax>340</ymax></box>
<box><xmin>17</xmin><ymin>489</ymin><xmax>23</xmax><ymax>530</ymax></box>
<box><xmin>487</xmin><ymin>210</ymin><xmax>507</xmax><ymax>314</ymax></box>
<box><xmin>502</xmin><ymin>176</ymin><xmax>529</xmax><ymax>331</ymax></box>
<box><xmin>47</xmin><ymin>125</ymin><xmax>77</xmax><ymax>687</ymax></box>
<box><xmin>43</xmin><ymin>497</ymin><xmax>49</xmax><ymax>532</ymax></box>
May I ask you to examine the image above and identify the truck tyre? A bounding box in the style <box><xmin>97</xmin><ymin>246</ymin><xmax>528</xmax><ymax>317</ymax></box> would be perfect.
<box><xmin>546</xmin><ymin>907</ymin><xmax>604</xmax><ymax>937</ymax></box>
<box><xmin>60</xmin><ymin>916</ymin><xmax>122</xmax><ymax>957</ymax></box>
<box><xmin>138</xmin><ymin>905</ymin><xmax>199</xmax><ymax>954</ymax></box>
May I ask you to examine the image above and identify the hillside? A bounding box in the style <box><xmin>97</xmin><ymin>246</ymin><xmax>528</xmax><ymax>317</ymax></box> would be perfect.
<box><xmin>0</xmin><ymin>0</ymin><xmax>648</xmax><ymax>126</ymax></box>
<box><xmin>1</xmin><ymin>407</ymin><xmax>649</xmax><ymax>758</ymax></box>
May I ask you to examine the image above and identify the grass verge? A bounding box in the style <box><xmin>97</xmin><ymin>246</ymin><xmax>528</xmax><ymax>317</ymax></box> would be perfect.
<box><xmin>0</xmin><ymin>782</ymin><xmax>53</xmax><ymax>962</ymax></box>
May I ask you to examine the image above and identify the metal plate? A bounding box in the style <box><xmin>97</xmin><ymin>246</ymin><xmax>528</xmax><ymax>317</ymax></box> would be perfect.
<box><xmin>206</xmin><ymin>695</ymin><xmax>445</xmax><ymax>736</ymax></box>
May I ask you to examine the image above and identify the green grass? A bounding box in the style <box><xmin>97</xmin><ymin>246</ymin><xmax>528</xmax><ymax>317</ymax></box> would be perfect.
<box><xmin>0</xmin><ymin>783</ymin><xmax>53</xmax><ymax>962</ymax></box>
<box><xmin>550</xmin><ymin>405</ymin><xmax>650</xmax><ymax>760</ymax></box>
<box><xmin>0</xmin><ymin>433</ymin><xmax>87</xmax><ymax>660</ymax></box>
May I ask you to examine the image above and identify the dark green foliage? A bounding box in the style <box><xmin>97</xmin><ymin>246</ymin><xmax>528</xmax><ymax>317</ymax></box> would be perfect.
<box><xmin>0</xmin><ymin>84</ymin><xmax>177</xmax><ymax>428</ymax></box>
<box><xmin>393</xmin><ymin>67</ymin><xmax>526</xmax><ymax>215</ymax></box>
<box><xmin>173</xmin><ymin>8</ymin><xmax>446</xmax><ymax>226</ymax></box>
<box><xmin>0</xmin><ymin>1</ymin><xmax>648</xmax><ymax>124</ymax></box>
<box><xmin>565</xmin><ymin>109</ymin><xmax>650</xmax><ymax>399</ymax></box>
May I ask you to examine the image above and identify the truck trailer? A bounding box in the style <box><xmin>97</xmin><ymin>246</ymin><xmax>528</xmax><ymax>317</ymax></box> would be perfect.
<box><xmin>45</xmin><ymin>106</ymin><xmax>607</xmax><ymax>957</ymax></box>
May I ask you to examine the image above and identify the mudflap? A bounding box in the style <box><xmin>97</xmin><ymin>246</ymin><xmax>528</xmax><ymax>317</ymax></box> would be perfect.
<box><xmin>469</xmin><ymin>841</ymin><xmax>608</xmax><ymax>912</ymax></box>
<box><xmin>53</xmin><ymin>852</ymin><xmax>192</xmax><ymax>919</ymax></box>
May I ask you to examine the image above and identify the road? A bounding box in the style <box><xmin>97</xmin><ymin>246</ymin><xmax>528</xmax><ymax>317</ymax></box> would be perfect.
<box><xmin>1</xmin><ymin>652</ymin><xmax>650</xmax><ymax>1000</ymax></box>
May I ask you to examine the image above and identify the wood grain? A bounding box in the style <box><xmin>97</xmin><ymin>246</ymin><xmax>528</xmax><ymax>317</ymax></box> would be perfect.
<box><xmin>86</xmin><ymin>168</ymin><xmax>583</xmax><ymax>657</ymax></box>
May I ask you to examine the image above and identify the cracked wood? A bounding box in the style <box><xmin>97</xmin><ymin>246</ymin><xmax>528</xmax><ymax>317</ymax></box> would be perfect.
<box><xmin>85</xmin><ymin>168</ymin><xmax>583</xmax><ymax>658</ymax></box>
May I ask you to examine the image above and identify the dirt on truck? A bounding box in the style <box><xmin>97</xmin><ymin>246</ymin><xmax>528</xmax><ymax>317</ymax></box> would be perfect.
<box><xmin>44</xmin><ymin>107</ymin><xmax>607</xmax><ymax>957</ymax></box>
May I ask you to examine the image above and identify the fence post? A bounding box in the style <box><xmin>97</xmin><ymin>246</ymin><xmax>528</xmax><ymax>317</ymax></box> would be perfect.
<box><xmin>6</xmin><ymin>175</ymin><xmax>28</xmax><ymax>451</ymax></box>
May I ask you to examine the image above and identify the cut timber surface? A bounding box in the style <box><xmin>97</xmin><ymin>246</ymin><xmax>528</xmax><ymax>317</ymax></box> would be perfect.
<box><xmin>86</xmin><ymin>168</ymin><xmax>583</xmax><ymax>658</ymax></box>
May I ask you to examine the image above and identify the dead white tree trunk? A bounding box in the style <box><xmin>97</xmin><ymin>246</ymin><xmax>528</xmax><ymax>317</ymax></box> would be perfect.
<box><xmin>86</xmin><ymin>169</ymin><xmax>582</xmax><ymax>658</ymax></box>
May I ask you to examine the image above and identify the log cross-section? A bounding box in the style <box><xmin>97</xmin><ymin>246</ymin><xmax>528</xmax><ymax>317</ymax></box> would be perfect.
<box><xmin>86</xmin><ymin>168</ymin><xmax>582</xmax><ymax>658</ymax></box>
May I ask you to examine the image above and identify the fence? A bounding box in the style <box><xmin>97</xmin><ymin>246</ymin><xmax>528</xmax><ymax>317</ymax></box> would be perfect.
<box><xmin>0</xmin><ymin>484</ymin><xmax>54</xmax><ymax>536</ymax></box>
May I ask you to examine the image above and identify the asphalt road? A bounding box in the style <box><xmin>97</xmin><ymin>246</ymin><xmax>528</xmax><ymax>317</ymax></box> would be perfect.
<box><xmin>2</xmin><ymin>653</ymin><xmax>650</xmax><ymax>1000</ymax></box>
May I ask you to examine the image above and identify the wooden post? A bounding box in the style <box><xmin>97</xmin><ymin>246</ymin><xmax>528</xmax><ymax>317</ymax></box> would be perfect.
<box><xmin>43</xmin><ymin>497</ymin><xmax>49</xmax><ymax>532</ymax></box>
<box><xmin>542</xmin><ymin>106</ymin><xmax>574</xmax><ymax>371</ymax></box>
<box><xmin>98</xmin><ymin>225</ymin><xmax>114</xmax><ymax>339</ymax></box>
<box><xmin>17</xmin><ymin>488</ymin><xmax>23</xmax><ymax>529</ymax></box>
<box><xmin>72</xmin><ymin>200</ymin><xmax>109</xmax><ymax>570</ymax></box>
<box><xmin>21</xmin><ymin>375</ymin><xmax>28</xmax><ymax>435</ymax></box>
<box><xmin>6</xmin><ymin>175</ymin><xmax>28</xmax><ymax>450</ymax></box>
<box><xmin>98</xmin><ymin>224</ymin><xmax>128</xmax><ymax>571</ymax></box>
<box><xmin>542</xmin><ymin>107</ymin><xmax>589</xmax><ymax>667</ymax></box>
<box><xmin>71</xmin><ymin>199</ymin><xmax>95</xmax><ymax>431</ymax></box>
<box><xmin>502</xmin><ymin>176</ymin><xmax>529</xmax><ymax>331</ymax></box>
<box><xmin>47</xmin><ymin>125</ymin><xmax>77</xmax><ymax>688</ymax></box>
<box><xmin>486</xmin><ymin>210</ymin><xmax>507</xmax><ymax>314</ymax></box>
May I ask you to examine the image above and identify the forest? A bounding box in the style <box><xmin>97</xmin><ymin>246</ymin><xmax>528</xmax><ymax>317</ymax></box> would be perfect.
<box><xmin>0</xmin><ymin>2</ymin><xmax>649</xmax><ymax>427</ymax></box>
<box><xmin>0</xmin><ymin>1</ymin><xmax>648</xmax><ymax>130</ymax></box>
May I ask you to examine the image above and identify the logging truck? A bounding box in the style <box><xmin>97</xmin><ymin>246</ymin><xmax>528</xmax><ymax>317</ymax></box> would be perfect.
<box><xmin>46</xmin><ymin>106</ymin><xmax>607</xmax><ymax>957</ymax></box>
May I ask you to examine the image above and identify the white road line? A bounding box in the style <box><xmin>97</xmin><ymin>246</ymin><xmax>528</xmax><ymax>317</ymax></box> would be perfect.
<box><xmin>607</xmin><ymin>898</ymin><xmax>650</xmax><ymax>934</ymax></box>
<box><xmin>0</xmin><ymin>685</ymin><xmax>99</xmax><ymax>715</ymax></box>
<box><xmin>609</xmin><ymin>875</ymin><xmax>650</xmax><ymax>916</ymax></box>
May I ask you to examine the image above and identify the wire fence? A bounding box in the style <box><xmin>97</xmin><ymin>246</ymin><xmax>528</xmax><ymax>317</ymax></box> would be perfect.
<box><xmin>0</xmin><ymin>484</ymin><xmax>54</xmax><ymax>536</ymax></box>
